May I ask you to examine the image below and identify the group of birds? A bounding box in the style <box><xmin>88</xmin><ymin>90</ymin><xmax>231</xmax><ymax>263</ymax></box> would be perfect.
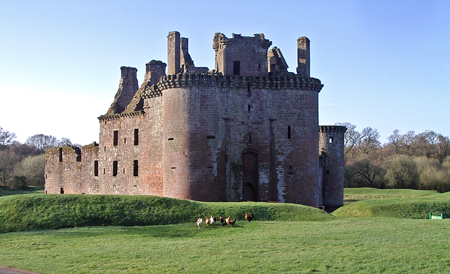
<box><xmin>196</xmin><ymin>212</ymin><xmax>254</xmax><ymax>229</ymax></box>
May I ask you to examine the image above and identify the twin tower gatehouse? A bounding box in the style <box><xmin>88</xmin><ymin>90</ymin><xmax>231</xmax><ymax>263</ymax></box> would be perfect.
<box><xmin>45</xmin><ymin>31</ymin><xmax>346</xmax><ymax>210</ymax></box>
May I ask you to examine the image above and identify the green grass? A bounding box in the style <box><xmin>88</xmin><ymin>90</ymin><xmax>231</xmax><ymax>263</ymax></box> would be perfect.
<box><xmin>344</xmin><ymin>187</ymin><xmax>437</xmax><ymax>204</ymax></box>
<box><xmin>0</xmin><ymin>194</ymin><xmax>333</xmax><ymax>233</ymax></box>
<box><xmin>0</xmin><ymin>218</ymin><xmax>449</xmax><ymax>273</ymax></box>
<box><xmin>336</xmin><ymin>190</ymin><xmax>450</xmax><ymax>218</ymax></box>
<box><xmin>1</xmin><ymin>189</ymin><xmax>450</xmax><ymax>273</ymax></box>
<box><xmin>0</xmin><ymin>186</ymin><xmax>44</xmax><ymax>197</ymax></box>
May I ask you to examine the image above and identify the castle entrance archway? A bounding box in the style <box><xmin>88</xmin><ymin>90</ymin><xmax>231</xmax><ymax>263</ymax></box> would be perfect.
<box><xmin>242</xmin><ymin>148</ymin><xmax>258</xmax><ymax>201</ymax></box>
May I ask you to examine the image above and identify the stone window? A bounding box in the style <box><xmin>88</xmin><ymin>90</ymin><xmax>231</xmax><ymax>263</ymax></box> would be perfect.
<box><xmin>133</xmin><ymin>160</ymin><xmax>138</xmax><ymax>176</ymax></box>
<box><xmin>134</xmin><ymin>129</ymin><xmax>139</xmax><ymax>145</ymax></box>
<box><xmin>59</xmin><ymin>147</ymin><xmax>63</xmax><ymax>162</ymax></box>
<box><xmin>113</xmin><ymin>161</ymin><xmax>118</xmax><ymax>176</ymax></box>
<box><xmin>233</xmin><ymin>61</ymin><xmax>240</xmax><ymax>75</ymax></box>
<box><xmin>113</xmin><ymin>130</ymin><xmax>119</xmax><ymax>146</ymax></box>
<box><xmin>288</xmin><ymin>126</ymin><xmax>291</xmax><ymax>139</ymax></box>
<box><xmin>94</xmin><ymin>161</ymin><xmax>99</xmax><ymax>176</ymax></box>
<box><xmin>124</xmin><ymin>138</ymin><xmax>127</xmax><ymax>144</ymax></box>
<box><xmin>329</xmin><ymin>137</ymin><xmax>334</xmax><ymax>144</ymax></box>
<box><xmin>60</xmin><ymin>188</ymin><xmax>64</xmax><ymax>194</ymax></box>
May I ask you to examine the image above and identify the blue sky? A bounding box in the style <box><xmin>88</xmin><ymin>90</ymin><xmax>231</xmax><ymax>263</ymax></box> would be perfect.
<box><xmin>1</xmin><ymin>0</ymin><xmax>449</xmax><ymax>145</ymax></box>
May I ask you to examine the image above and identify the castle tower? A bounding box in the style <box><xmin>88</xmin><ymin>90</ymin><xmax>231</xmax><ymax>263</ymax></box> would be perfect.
<box><xmin>297</xmin><ymin>37</ymin><xmax>310</xmax><ymax>77</ymax></box>
<box><xmin>106</xmin><ymin>66</ymin><xmax>139</xmax><ymax>114</ymax></box>
<box><xmin>319</xmin><ymin>126</ymin><xmax>347</xmax><ymax>210</ymax></box>
<box><xmin>213</xmin><ymin>33</ymin><xmax>272</xmax><ymax>76</ymax></box>
<box><xmin>167</xmin><ymin>31</ymin><xmax>181</xmax><ymax>75</ymax></box>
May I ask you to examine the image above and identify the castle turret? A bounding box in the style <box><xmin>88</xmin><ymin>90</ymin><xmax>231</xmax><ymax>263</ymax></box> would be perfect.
<box><xmin>297</xmin><ymin>37</ymin><xmax>310</xmax><ymax>77</ymax></box>
<box><xmin>319</xmin><ymin>125</ymin><xmax>347</xmax><ymax>210</ymax></box>
<box><xmin>106</xmin><ymin>66</ymin><xmax>139</xmax><ymax>114</ymax></box>
<box><xmin>145</xmin><ymin>60</ymin><xmax>167</xmax><ymax>85</ymax></box>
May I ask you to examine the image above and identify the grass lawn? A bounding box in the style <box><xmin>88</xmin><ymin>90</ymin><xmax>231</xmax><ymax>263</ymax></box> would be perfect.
<box><xmin>0</xmin><ymin>188</ymin><xmax>449</xmax><ymax>273</ymax></box>
<box><xmin>0</xmin><ymin>218</ymin><xmax>449</xmax><ymax>273</ymax></box>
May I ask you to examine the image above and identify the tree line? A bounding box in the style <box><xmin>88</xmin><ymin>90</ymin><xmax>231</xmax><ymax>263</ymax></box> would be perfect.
<box><xmin>0</xmin><ymin>126</ymin><xmax>76</xmax><ymax>190</ymax></box>
<box><xmin>338</xmin><ymin>122</ymin><xmax>450</xmax><ymax>192</ymax></box>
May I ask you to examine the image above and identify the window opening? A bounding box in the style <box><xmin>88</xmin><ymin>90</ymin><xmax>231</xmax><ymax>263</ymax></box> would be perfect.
<box><xmin>60</xmin><ymin>188</ymin><xmax>64</xmax><ymax>194</ymax></box>
<box><xmin>248</xmin><ymin>105</ymin><xmax>252</xmax><ymax>112</ymax></box>
<box><xmin>59</xmin><ymin>147</ymin><xmax>63</xmax><ymax>162</ymax></box>
<box><xmin>233</xmin><ymin>61</ymin><xmax>240</xmax><ymax>75</ymax></box>
<box><xmin>124</xmin><ymin>138</ymin><xmax>127</xmax><ymax>144</ymax></box>
<box><xmin>94</xmin><ymin>161</ymin><xmax>99</xmax><ymax>176</ymax></box>
<box><xmin>168</xmin><ymin>138</ymin><xmax>174</xmax><ymax>140</ymax></box>
<box><xmin>113</xmin><ymin>130</ymin><xmax>118</xmax><ymax>146</ymax></box>
<box><xmin>288</xmin><ymin>126</ymin><xmax>291</xmax><ymax>139</ymax></box>
<box><xmin>133</xmin><ymin>160</ymin><xmax>139</xmax><ymax>176</ymax></box>
<box><xmin>113</xmin><ymin>161</ymin><xmax>118</xmax><ymax>176</ymax></box>
<box><xmin>247</xmin><ymin>83</ymin><xmax>252</xmax><ymax>96</ymax></box>
<box><xmin>134</xmin><ymin>129</ymin><xmax>139</xmax><ymax>145</ymax></box>
<box><xmin>329</xmin><ymin>137</ymin><xmax>334</xmax><ymax>144</ymax></box>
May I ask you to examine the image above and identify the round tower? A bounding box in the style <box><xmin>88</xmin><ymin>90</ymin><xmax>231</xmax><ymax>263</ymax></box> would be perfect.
<box><xmin>319</xmin><ymin>125</ymin><xmax>347</xmax><ymax>210</ymax></box>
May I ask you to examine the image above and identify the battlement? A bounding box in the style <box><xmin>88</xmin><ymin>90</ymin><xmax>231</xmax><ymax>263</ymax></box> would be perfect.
<box><xmin>139</xmin><ymin>73</ymin><xmax>323</xmax><ymax>99</ymax></box>
<box><xmin>319</xmin><ymin>125</ymin><xmax>347</xmax><ymax>133</ymax></box>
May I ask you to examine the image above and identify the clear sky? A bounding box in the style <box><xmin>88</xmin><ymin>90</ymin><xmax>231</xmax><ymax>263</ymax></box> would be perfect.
<box><xmin>1</xmin><ymin>0</ymin><xmax>449</xmax><ymax>145</ymax></box>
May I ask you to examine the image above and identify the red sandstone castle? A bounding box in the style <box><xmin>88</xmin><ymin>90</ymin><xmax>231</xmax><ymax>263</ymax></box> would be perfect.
<box><xmin>45</xmin><ymin>31</ymin><xmax>346</xmax><ymax>209</ymax></box>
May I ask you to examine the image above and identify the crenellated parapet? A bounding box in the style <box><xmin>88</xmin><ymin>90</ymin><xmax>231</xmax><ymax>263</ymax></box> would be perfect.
<box><xmin>98</xmin><ymin>110</ymin><xmax>145</xmax><ymax>121</ymax></box>
<box><xmin>141</xmin><ymin>73</ymin><xmax>323</xmax><ymax>97</ymax></box>
<box><xmin>319</xmin><ymin>125</ymin><xmax>347</xmax><ymax>134</ymax></box>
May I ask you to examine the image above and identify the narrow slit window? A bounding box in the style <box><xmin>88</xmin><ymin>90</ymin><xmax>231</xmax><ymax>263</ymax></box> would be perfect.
<box><xmin>329</xmin><ymin>137</ymin><xmax>334</xmax><ymax>144</ymax></box>
<box><xmin>94</xmin><ymin>161</ymin><xmax>99</xmax><ymax>176</ymax></box>
<box><xmin>59</xmin><ymin>147</ymin><xmax>63</xmax><ymax>162</ymax></box>
<box><xmin>249</xmin><ymin>135</ymin><xmax>252</xmax><ymax>143</ymax></box>
<box><xmin>113</xmin><ymin>161</ymin><xmax>118</xmax><ymax>176</ymax></box>
<box><xmin>288</xmin><ymin>126</ymin><xmax>291</xmax><ymax>139</ymax></box>
<box><xmin>168</xmin><ymin>138</ymin><xmax>174</xmax><ymax>140</ymax></box>
<box><xmin>133</xmin><ymin>160</ymin><xmax>139</xmax><ymax>176</ymax></box>
<box><xmin>233</xmin><ymin>61</ymin><xmax>240</xmax><ymax>75</ymax></box>
<box><xmin>248</xmin><ymin>105</ymin><xmax>252</xmax><ymax>112</ymax></box>
<box><xmin>134</xmin><ymin>129</ymin><xmax>139</xmax><ymax>145</ymax></box>
<box><xmin>113</xmin><ymin>130</ymin><xmax>118</xmax><ymax>146</ymax></box>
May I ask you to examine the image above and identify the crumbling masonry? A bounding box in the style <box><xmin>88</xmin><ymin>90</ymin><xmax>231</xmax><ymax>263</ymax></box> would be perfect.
<box><xmin>45</xmin><ymin>31</ymin><xmax>346</xmax><ymax>209</ymax></box>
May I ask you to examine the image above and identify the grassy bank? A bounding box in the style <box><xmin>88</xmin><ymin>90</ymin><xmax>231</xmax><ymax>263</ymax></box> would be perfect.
<box><xmin>336</xmin><ymin>191</ymin><xmax>450</xmax><ymax>218</ymax></box>
<box><xmin>0</xmin><ymin>218</ymin><xmax>449</xmax><ymax>273</ymax></box>
<box><xmin>0</xmin><ymin>194</ymin><xmax>333</xmax><ymax>233</ymax></box>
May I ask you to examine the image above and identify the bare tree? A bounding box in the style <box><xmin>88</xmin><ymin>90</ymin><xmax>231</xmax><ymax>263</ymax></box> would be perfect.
<box><xmin>387</xmin><ymin>129</ymin><xmax>403</xmax><ymax>154</ymax></box>
<box><xmin>335</xmin><ymin>122</ymin><xmax>361</xmax><ymax>157</ymax></box>
<box><xmin>358</xmin><ymin>127</ymin><xmax>381</xmax><ymax>154</ymax></box>
<box><xmin>0</xmin><ymin>127</ymin><xmax>17</xmax><ymax>148</ymax></box>
<box><xmin>26</xmin><ymin>134</ymin><xmax>59</xmax><ymax>151</ymax></box>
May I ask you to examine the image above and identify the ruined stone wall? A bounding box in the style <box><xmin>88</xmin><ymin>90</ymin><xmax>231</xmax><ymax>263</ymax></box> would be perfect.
<box><xmin>45</xmin><ymin>145</ymin><xmax>99</xmax><ymax>194</ymax></box>
<box><xmin>319</xmin><ymin>126</ymin><xmax>347</xmax><ymax>208</ymax></box>
<box><xmin>98</xmin><ymin>110</ymin><xmax>163</xmax><ymax>195</ymax></box>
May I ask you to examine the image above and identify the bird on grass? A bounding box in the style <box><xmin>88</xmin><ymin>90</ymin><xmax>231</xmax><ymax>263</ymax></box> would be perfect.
<box><xmin>197</xmin><ymin>217</ymin><xmax>203</xmax><ymax>229</ymax></box>
<box><xmin>226</xmin><ymin>216</ymin><xmax>236</xmax><ymax>226</ymax></box>
<box><xmin>219</xmin><ymin>216</ymin><xmax>227</xmax><ymax>226</ymax></box>
<box><xmin>245</xmin><ymin>212</ymin><xmax>254</xmax><ymax>222</ymax></box>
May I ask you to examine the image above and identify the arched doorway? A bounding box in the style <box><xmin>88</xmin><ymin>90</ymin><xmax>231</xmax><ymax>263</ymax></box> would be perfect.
<box><xmin>242</xmin><ymin>149</ymin><xmax>258</xmax><ymax>201</ymax></box>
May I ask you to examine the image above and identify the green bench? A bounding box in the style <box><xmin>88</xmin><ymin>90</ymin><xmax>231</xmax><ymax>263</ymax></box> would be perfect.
<box><xmin>429</xmin><ymin>213</ymin><xmax>443</xmax><ymax>219</ymax></box>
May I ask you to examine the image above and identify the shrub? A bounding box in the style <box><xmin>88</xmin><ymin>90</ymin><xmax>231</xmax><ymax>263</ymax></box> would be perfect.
<box><xmin>7</xmin><ymin>176</ymin><xmax>27</xmax><ymax>190</ymax></box>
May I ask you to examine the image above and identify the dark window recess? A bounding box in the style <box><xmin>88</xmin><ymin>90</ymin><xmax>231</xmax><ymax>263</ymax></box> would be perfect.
<box><xmin>248</xmin><ymin>105</ymin><xmax>252</xmax><ymax>111</ymax></box>
<box><xmin>327</xmin><ymin>170</ymin><xmax>330</xmax><ymax>174</ymax></box>
<box><xmin>133</xmin><ymin>160</ymin><xmax>138</xmax><ymax>176</ymax></box>
<box><xmin>233</xmin><ymin>61</ymin><xmax>240</xmax><ymax>75</ymax></box>
<box><xmin>171</xmin><ymin>167</ymin><xmax>176</xmax><ymax>169</ymax></box>
<box><xmin>207</xmin><ymin>136</ymin><xmax>215</xmax><ymax>139</ymax></box>
<box><xmin>59</xmin><ymin>147</ymin><xmax>63</xmax><ymax>162</ymax></box>
<box><xmin>134</xmin><ymin>129</ymin><xmax>139</xmax><ymax>145</ymax></box>
<box><xmin>168</xmin><ymin>138</ymin><xmax>174</xmax><ymax>140</ymax></box>
<box><xmin>103</xmin><ymin>168</ymin><xmax>106</xmax><ymax>174</ymax></box>
<box><xmin>124</xmin><ymin>138</ymin><xmax>127</xmax><ymax>144</ymax></box>
<box><xmin>113</xmin><ymin>130</ymin><xmax>118</xmax><ymax>146</ymax></box>
<box><xmin>258</xmin><ymin>63</ymin><xmax>261</xmax><ymax>69</ymax></box>
<box><xmin>249</xmin><ymin>135</ymin><xmax>252</xmax><ymax>143</ymax></box>
<box><xmin>288</xmin><ymin>126</ymin><xmax>291</xmax><ymax>139</ymax></box>
<box><xmin>247</xmin><ymin>83</ymin><xmax>252</xmax><ymax>96</ymax></box>
<box><xmin>123</xmin><ymin>168</ymin><xmax>125</xmax><ymax>174</ymax></box>
<box><xmin>94</xmin><ymin>161</ymin><xmax>99</xmax><ymax>176</ymax></box>
<box><xmin>113</xmin><ymin>161</ymin><xmax>118</xmax><ymax>176</ymax></box>
<box><xmin>60</xmin><ymin>188</ymin><xmax>64</xmax><ymax>194</ymax></box>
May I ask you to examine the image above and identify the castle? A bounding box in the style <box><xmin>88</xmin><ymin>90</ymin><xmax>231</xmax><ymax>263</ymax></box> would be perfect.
<box><xmin>45</xmin><ymin>31</ymin><xmax>346</xmax><ymax>210</ymax></box>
